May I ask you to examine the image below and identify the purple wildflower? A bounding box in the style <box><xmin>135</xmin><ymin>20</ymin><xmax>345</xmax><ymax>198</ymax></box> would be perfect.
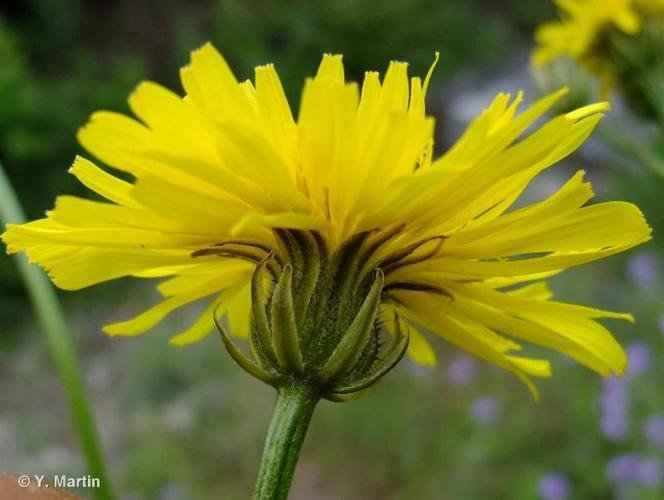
<box><xmin>600</xmin><ymin>376</ymin><xmax>629</xmax><ymax>441</ymax></box>
<box><xmin>625</xmin><ymin>252</ymin><xmax>660</xmax><ymax>292</ymax></box>
<box><xmin>601</xmin><ymin>414</ymin><xmax>629</xmax><ymax>441</ymax></box>
<box><xmin>635</xmin><ymin>457</ymin><xmax>663</xmax><ymax>487</ymax></box>
<box><xmin>537</xmin><ymin>472</ymin><xmax>570</xmax><ymax>500</ymax></box>
<box><xmin>608</xmin><ymin>454</ymin><xmax>663</xmax><ymax>488</ymax></box>
<box><xmin>644</xmin><ymin>414</ymin><xmax>664</xmax><ymax>449</ymax></box>
<box><xmin>626</xmin><ymin>342</ymin><xmax>651</xmax><ymax>377</ymax></box>
<box><xmin>607</xmin><ymin>453</ymin><xmax>640</xmax><ymax>483</ymax></box>
<box><xmin>471</xmin><ymin>395</ymin><xmax>501</xmax><ymax>425</ymax></box>
<box><xmin>447</xmin><ymin>356</ymin><xmax>476</xmax><ymax>386</ymax></box>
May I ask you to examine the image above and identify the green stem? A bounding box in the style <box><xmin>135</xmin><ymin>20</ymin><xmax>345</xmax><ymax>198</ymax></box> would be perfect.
<box><xmin>253</xmin><ymin>383</ymin><xmax>319</xmax><ymax>500</ymax></box>
<box><xmin>0</xmin><ymin>162</ymin><xmax>114</xmax><ymax>500</ymax></box>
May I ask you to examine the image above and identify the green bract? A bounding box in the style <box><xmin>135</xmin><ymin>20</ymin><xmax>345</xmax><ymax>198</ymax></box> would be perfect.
<box><xmin>214</xmin><ymin>229</ymin><xmax>411</xmax><ymax>401</ymax></box>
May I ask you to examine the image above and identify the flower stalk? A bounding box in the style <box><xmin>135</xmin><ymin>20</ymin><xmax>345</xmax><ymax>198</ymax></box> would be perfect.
<box><xmin>253</xmin><ymin>383</ymin><xmax>318</xmax><ymax>500</ymax></box>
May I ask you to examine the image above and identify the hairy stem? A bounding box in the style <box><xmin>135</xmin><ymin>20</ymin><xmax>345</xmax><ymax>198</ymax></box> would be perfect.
<box><xmin>253</xmin><ymin>384</ymin><xmax>319</xmax><ymax>500</ymax></box>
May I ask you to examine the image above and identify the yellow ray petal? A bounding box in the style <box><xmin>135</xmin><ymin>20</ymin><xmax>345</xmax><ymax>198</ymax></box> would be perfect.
<box><xmin>179</xmin><ymin>42</ymin><xmax>254</xmax><ymax>120</ymax></box>
<box><xmin>315</xmin><ymin>54</ymin><xmax>344</xmax><ymax>83</ymax></box>
<box><xmin>169</xmin><ymin>296</ymin><xmax>220</xmax><ymax>346</ymax></box>
<box><xmin>129</xmin><ymin>81</ymin><xmax>218</xmax><ymax>159</ymax></box>
<box><xmin>381</xmin><ymin>61</ymin><xmax>410</xmax><ymax>113</ymax></box>
<box><xmin>215</xmin><ymin>120</ymin><xmax>310</xmax><ymax>211</ymax></box>
<box><xmin>445</xmin><ymin>283</ymin><xmax>629</xmax><ymax>376</ymax></box>
<box><xmin>396</xmin><ymin>292</ymin><xmax>550</xmax><ymax>399</ymax></box>
<box><xmin>69</xmin><ymin>156</ymin><xmax>140</xmax><ymax>208</ymax></box>
<box><xmin>445</xmin><ymin>201</ymin><xmax>651</xmax><ymax>259</ymax></box>
<box><xmin>77</xmin><ymin>111</ymin><xmax>152</xmax><ymax>175</ymax></box>
<box><xmin>406</xmin><ymin>327</ymin><xmax>437</xmax><ymax>366</ymax></box>
<box><xmin>103</xmin><ymin>275</ymin><xmax>226</xmax><ymax>336</ymax></box>
<box><xmin>297</xmin><ymin>76</ymin><xmax>359</xmax><ymax>218</ymax></box>
<box><xmin>254</xmin><ymin>64</ymin><xmax>297</xmax><ymax>161</ymax></box>
<box><xmin>225</xmin><ymin>280</ymin><xmax>252</xmax><ymax>339</ymax></box>
<box><xmin>157</xmin><ymin>261</ymin><xmax>252</xmax><ymax>297</ymax></box>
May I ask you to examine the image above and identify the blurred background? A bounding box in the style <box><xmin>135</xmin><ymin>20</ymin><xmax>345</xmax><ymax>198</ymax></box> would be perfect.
<box><xmin>1</xmin><ymin>0</ymin><xmax>663</xmax><ymax>499</ymax></box>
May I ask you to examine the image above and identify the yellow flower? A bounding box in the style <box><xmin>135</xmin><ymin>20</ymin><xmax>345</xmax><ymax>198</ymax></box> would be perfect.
<box><xmin>2</xmin><ymin>43</ymin><xmax>651</xmax><ymax>398</ymax></box>
<box><xmin>533</xmin><ymin>0</ymin><xmax>664</xmax><ymax>91</ymax></box>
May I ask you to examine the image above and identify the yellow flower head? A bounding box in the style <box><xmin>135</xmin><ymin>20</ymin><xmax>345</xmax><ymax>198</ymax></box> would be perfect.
<box><xmin>3</xmin><ymin>44</ymin><xmax>651</xmax><ymax>398</ymax></box>
<box><xmin>533</xmin><ymin>0</ymin><xmax>664</xmax><ymax>91</ymax></box>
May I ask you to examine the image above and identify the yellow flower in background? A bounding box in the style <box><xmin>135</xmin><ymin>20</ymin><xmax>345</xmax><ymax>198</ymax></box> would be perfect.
<box><xmin>2</xmin><ymin>43</ymin><xmax>651</xmax><ymax>398</ymax></box>
<box><xmin>533</xmin><ymin>0</ymin><xmax>664</xmax><ymax>91</ymax></box>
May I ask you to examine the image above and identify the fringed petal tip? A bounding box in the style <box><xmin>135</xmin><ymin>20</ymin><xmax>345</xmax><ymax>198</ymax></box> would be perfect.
<box><xmin>187</xmin><ymin>41</ymin><xmax>230</xmax><ymax>70</ymax></box>
<box><xmin>192</xmin><ymin>41</ymin><xmax>215</xmax><ymax>56</ymax></box>
<box><xmin>321</xmin><ymin>53</ymin><xmax>343</xmax><ymax>61</ymax></box>
<box><xmin>1</xmin><ymin>225</ymin><xmax>36</xmax><ymax>257</ymax></box>
<box><xmin>317</xmin><ymin>54</ymin><xmax>345</xmax><ymax>82</ymax></box>
<box><xmin>602</xmin><ymin>362</ymin><xmax>628</xmax><ymax>379</ymax></box>
<box><xmin>595</xmin><ymin>347</ymin><xmax>628</xmax><ymax>378</ymax></box>
<box><xmin>67</xmin><ymin>154</ymin><xmax>91</xmax><ymax>174</ymax></box>
<box><xmin>1</xmin><ymin>226</ymin><xmax>14</xmax><ymax>252</ymax></box>
<box><xmin>614</xmin><ymin>364</ymin><xmax>628</xmax><ymax>378</ymax></box>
